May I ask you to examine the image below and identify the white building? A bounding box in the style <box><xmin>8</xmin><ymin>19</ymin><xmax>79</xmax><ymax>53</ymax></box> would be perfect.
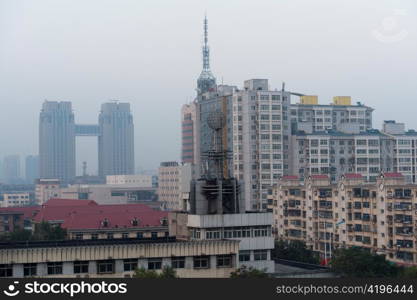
<box><xmin>232</xmin><ymin>79</ymin><xmax>292</xmax><ymax>211</ymax></box>
<box><xmin>59</xmin><ymin>184</ymin><xmax>157</xmax><ymax>205</ymax></box>
<box><xmin>35</xmin><ymin>179</ymin><xmax>60</xmax><ymax>205</ymax></box>
<box><xmin>158</xmin><ymin>162</ymin><xmax>193</xmax><ymax>211</ymax></box>
<box><xmin>169</xmin><ymin>212</ymin><xmax>275</xmax><ymax>273</ymax></box>
<box><xmin>0</xmin><ymin>193</ymin><xmax>31</xmax><ymax>208</ymax></box>
<box><xmin>106</xmin><ymin>175</ymin><xmax>152</xmax><ymax>187</ymax></box>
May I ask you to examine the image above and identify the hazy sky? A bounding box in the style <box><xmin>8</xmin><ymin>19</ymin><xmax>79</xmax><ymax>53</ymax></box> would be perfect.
<box><xmin>0</xmin><ymin>0</ymin><xmax>416</xmax><ymax>175</ymax></box>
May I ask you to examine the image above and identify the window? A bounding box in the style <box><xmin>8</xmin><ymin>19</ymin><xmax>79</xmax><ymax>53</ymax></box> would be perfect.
<box><xmin>123</xmin><ymin>259</ymin><xmax>137</xmax><ymax>271</ymax></box>
<box><xmin>47</xmin><ymin>262</ymin><xmax>63</xmax><ymax>275</ymax></box>
<box><xmin>91</xmin><ymin>233</ymin><xmax>98</xmax><ymax>240</ymax></box>
<box><xmin>75</xmin><ymin>233</ymin><xmax>83</xmax><ymax>240</ymax></box>
<box><xmin>217</xmin><ymin>255</ymin><xmax>233</xmax><ymax>268</ymax></box>
<box><xmin>206</xmin><ymin>230</ymin><xmax>220</xmax><ymax>239</ymax></box>
<box><xmin>172</xmin><ymin>257</ymin><xmax>185</xmax><ymax>269</ymax></box>
<box><xmin>193</xmin><ymin>256</ymin><xmax>210</xmax><ymax>269</ymax></box>
<box><xmin>97</xmin><ymin>260</ymin><xmax>114</xmax><ymax>274</ymax></box>
<box><xmin>136</xmin><ymin>232</ymin><xmax>143</xmax><ymax>239</ymax></box>
<box><xmin>148</xmin><ymin>258</ymin><xmax>162</xmax><ymax>270</ymax></box>
<box><xmin>23</xmin><ymin>263</ymin><xmax>37</xmax><ymax>277</ymax></box>
<box><xmin>107</xmin><ymin>233</ymin><xmax>114</xmax><ymax>239</ymax></box>
<box><xmin>239</xmin><ymin>251</ymin><xmax>250</xmax><ymax>262</ymax></box>
<box><xmin>254</xmin><ymin>250</ymin><xmax>268</xmax><ymax>261</ymax></box>
<box><xmin>74</xmin><ymin>261</ymin><xmax>89</xmax><ymax>274</ymax></box>
<box><xmin>122</xmin><ymin>232</ymin><xmax>129</xmax><ymax>239</ymax></box>
<box><xmin>0</xmin><ymin>264</ymin><xmax>13</xmax><ymax>277</ymax></box>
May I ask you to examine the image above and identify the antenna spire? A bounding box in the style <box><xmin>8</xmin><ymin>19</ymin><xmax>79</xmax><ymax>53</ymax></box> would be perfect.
<box><xmin>203</xmin><ymin>14</ymin><xmax>210</xmax><ymax>71</ymax></box>
<box><xmin>196</xmin><ymin>14</ymin><xmax>216</xmax><ymax>95</ymax></box>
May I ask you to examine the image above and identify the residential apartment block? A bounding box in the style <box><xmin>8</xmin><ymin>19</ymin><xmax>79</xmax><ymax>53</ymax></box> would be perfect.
<box><xmin>272</xmin><ymin>172</ymin><xmax>417</xmax><ymax>266</ymax></box>
<box><xmin>232</xmin><ymin>79</ymin><xmax>292</xmax><ymax>211</ymax></box>
<box><xmin>289</xmin><ymin>120</ymin><xmax>417</xmax><ymax>184</ymax></box>
<box><xmin>290</xmin><ymin>95</ymin><xmax>373</xmax><ymax>134</ymax></box>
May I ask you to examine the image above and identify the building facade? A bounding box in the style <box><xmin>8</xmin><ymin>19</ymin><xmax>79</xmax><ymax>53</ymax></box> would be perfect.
<box><xmin>272</xmin><ymin>173</ymin><xmax>417</xmax><ymax>266</ymax></box>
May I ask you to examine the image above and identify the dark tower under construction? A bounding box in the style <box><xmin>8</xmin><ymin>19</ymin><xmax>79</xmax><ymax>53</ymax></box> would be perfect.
<box><xmin>189</xmin><ymin>110</ymin><xmax>244</xmax><ymax>214</ymax></box>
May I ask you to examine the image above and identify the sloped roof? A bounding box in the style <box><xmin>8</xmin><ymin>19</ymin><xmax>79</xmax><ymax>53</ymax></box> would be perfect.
<box><xmin>310</xmin><ymin>175</ymin><xmax>329</xmax><ymax>179</ymax></box>
<box><xmin>27</xmin><ymin>199</ymin><xmax>167</xmax><ymax>230</ymax></box>
<box><xmin>383</xmin><ymin>172</ymin><xmax>404</xmax><ymax>178</ymax></box>
<box><xmin>281</xmin><ymin>175</ymin><xmax>299</xmax><ymax>180</ymax></box>
<box><xmin>344</xmin><ymin>173</ymin><xmax>363</xmax><ymax>179</ymax></box>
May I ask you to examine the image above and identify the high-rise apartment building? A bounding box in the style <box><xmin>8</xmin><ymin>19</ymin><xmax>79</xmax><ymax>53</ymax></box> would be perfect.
<box><xmin>25</xmin><ymin>155</ymin><xmax>39</xmax><ymax>184</ymax></box>
<box><xmin>98</xmin><ymin>102</ymin><xmax>135</xmax><ymax>177</ymax></box>
<box><xmin>39</xmin><ymin>101</ymin><xmax>76</xmax><ymax>184</ymax></box>
<box><xmin>232</xmin><ymin>79</ymin><xmax>292</xmax><ymax>211</ymax></box>
<box><xmin>272</xmin><ymin>173</ymin><xmax>417</xmax><ymax>265</ymax></box>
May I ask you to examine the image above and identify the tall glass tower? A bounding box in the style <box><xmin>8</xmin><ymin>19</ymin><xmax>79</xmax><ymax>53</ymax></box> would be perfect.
<box><xmin>98</xmin><ymin>102</ymin><xmax>135</xmax><ymax>177</ymax></box>
<box><xmin>39</xmin><ymin>101</ymin><xmax>75</xmax><ymax>184</ymax></box>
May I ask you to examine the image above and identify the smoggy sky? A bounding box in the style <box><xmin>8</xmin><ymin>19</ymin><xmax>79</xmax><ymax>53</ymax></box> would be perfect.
<box><xmin>0</xmin><ymin>0</ymin><xmax>416</xmax><ymax>175</ymax></box>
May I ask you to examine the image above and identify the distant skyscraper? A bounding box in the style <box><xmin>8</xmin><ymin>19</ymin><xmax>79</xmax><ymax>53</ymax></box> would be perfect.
<box><xmin>98</xmin><ymin>102</ymin><xmax>135</xmax><ymax>177</ymax></box>
<box><xmin>2</xmin><ymin>155</ymin><xmax>21</xmax><ymax>184</ymax></box>
<box><xmin>181</xmin><ymin>102</ymin><xmax>199</xmax><ymax>165</ymax></box>
<box><xmin>25</xmin><ymin>155</ymin><xmax>39</xmax><ymax>184</ymax></box>
<box><xmin>39</xmin><ymin>101</ymin><xmax>76</xmax><ymax>184</ymax></box>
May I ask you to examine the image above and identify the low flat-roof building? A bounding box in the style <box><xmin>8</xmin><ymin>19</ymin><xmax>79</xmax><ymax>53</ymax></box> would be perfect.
<box><xmin>0</xmin><ymin>237</ymin><xmax>239</xmax><ymax>278</ymax></box>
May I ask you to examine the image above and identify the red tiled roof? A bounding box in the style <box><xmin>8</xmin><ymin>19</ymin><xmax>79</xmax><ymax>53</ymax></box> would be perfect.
<box><xmin>0</xmin><ymin>200</ymin><xmax>167</xmax><ymax>230</ymax></box>
<box><xmin>281</xmin><ymin>175</ymin><xmax>298</xmax><ymax>180</ymax></box>
<box><xmin>311</xmin><ymin>175</ymin><xmax>329</xmax><ymax>179</ymax></box>
<box><xmin>0</xmin><ymin>206</ymin><xmax>40</xmax><ymax>219</ymax></box>
<box><xmin>45</xmin><ymin>198</ymin><xmax>98</xmax><ymax>207</ymax></box>
<box><xmin>61</xmin><ymin>208</ymin><xmax>168</xmax><ymax>230</ymax></box>
<box><xmin>344</xmin><ymin>173</ymin><xmax>363</xmax><ymax>179</ymax></box>
<box><xmin>33</xmin><ymin>201</ymin><xmax>165</xmax><ymax>230</ymax></box>
<box><xmin>383</xmin><ymin>172</ymin><xmax>403</xmax><ymax>178</ymax></box>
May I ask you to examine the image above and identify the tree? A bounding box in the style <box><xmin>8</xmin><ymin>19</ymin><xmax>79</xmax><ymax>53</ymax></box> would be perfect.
<box><xmin>0</xmin><ymin>228</ymin><xmax>32</xmax><ymax>241</ymax></box>
<box><xmin>133</xmin><ymin>268</ymin><xmax>160</xmax><ymax>278</ymax></box>
<box><xmin>230</xmin><ymin>266</ymin><xmax>269</xmax><ymax>278</ymax></box>
<box><xmin>273</xmin><ymin>239</ymin><xmax>320</xmax><ymax>264</ymax></box>
<box><xmin>159</xmin><ymin>266</ymin><xmax>177</xmax><ymax>278</ymax></box>
<box><xmin>32</xmin><ymin>221</ymin><xmax>67</xmax><ymax>241</ymax></box>
<box><xmin>9</xmin><ymin>228</ymin><xmax>32</xmax><ymax>241</ymax></box>
<box><xmin>133</xmin><ymin>266</ymin><xmax>177</xmax><ymax>278</ymax></box>
<box><xmin>399</xmin><ymin>266</ymin><xmax>417</xmax><ymax>278</ymax></box>
<box><xmin>331</xmin><ymin>247</ymin><xmax>399</xmax><ymax>277</ymax></box>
